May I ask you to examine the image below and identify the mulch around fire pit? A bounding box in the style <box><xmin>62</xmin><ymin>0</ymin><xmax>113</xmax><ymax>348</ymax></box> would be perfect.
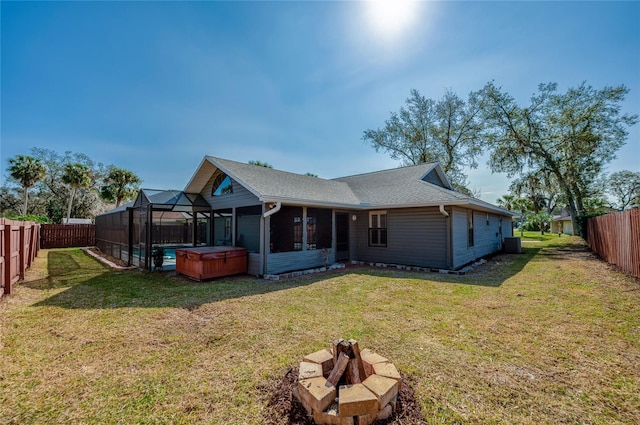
<box><xmin>261</xmin><ymin>367</ymin><xmax>426</xmax><ymax>425</ymax></box>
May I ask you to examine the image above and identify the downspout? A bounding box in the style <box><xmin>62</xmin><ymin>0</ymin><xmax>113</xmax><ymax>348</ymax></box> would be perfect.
<box><xmin>263</xmin><ymin>201</ymin><xmax>282</xmax><ymax>218</ymax></box>
<box><xmin>439</xmin><ymin>205</ymin><xmax>452</xmax><ymax>269</ymax></box>
<box><xmin>262</xmin><ymin>202</ymin><xmax>282</xmax><ymax>276</ymax></box>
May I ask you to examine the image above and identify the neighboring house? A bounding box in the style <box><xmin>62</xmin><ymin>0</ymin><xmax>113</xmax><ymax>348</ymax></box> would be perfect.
<box><xmin>97</xmin><ymin>156</ymin><xmax>514</xmax><ymax>275</ymax></box>
<box><xmin>551</xmin><ymin>209</ymin><xmax>574</xmax><ymax>235</ymax></box>
<box><xmin>63</xmin><ymin>218</ymin><xmax>93</xmax><ymax>224</ymax></box>
<box><xmin>182</xmin><ymin>156</ymin><xmax>514</xmax><ymax>275</ymax></box>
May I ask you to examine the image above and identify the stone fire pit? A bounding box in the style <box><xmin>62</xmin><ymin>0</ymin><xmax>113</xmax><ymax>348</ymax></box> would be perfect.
<box><xmin>292</xmin><ymin>339</ymin><xmax>401</xmax><ymax>425</ymax></box>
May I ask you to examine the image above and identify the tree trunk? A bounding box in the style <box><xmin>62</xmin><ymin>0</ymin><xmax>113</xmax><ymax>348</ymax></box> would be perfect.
<box><xmin>22</xmin><ymin>187</ymin><xmax>29</xmax><ymax>216</ymax></box>
<box><xmin>66</xmin><ymin>187</ymin><xmax>76</xmax><ymax>223</ymax></box>
<box><xmin>563</xmin><ymin>186</ymin><xmax>580</xmax><ymax>237</ymax></box>
<box><xmin>544</xmin><ymin>158</ymin><xmax>582</xmax><ymax>237</ymax></box>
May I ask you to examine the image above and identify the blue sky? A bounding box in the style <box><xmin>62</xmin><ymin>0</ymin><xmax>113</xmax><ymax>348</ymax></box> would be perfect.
<box><xmin>2</xmin><ymin>1</ymin><xmax>639</xmax><ymax>203</ymax></box>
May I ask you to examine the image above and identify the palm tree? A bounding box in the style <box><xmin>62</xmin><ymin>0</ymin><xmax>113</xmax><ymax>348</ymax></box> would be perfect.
<box><xmin>8</xmin><ymin>155</ymin><xmax>46</xmax><ymax>215</ymax></box>
<box><xmin>100</xmin><ymin>166</ymin><xmax>141</xmax><ymax>207</ymax></box>
<box><xmin>496</xmin><ymin>194</ymin><xmax>515</xmax><ymax>211</ymax></box>
<box><xmin>511</xmin><ymin>197</ymin><xmax>532</xmax><ymax>237</ymax></box>
<box><xmin>510</xmin><ymin>172</ymin><xmax>548</xmax><ymax>214</ymax></box>
<box><xmin>61</xmin><ymin>163</ymin><xmax>92</xmax><ymax>223</ymax></box>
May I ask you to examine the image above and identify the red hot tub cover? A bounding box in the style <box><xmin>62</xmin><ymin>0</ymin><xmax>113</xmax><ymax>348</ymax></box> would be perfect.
<box><xmin>175</xmin><ymin>246</ymin><xmax>248</xmax><ymax>280</ymax></box>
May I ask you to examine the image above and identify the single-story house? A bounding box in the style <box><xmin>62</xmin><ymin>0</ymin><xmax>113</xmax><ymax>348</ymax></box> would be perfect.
<box><xmin>551</xmin><ymin>209</ymin><xmax>574</xmax><ymax>235</ymax></box>
<box><xmin>96</xmin><ymin>156</ymin><xmax>514</xmax><ymax>275</ymax></box>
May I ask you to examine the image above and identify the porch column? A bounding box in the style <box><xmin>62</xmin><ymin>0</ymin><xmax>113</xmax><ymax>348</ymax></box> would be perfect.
<box><xmin>192</xmin><ymin>212</ymin><xmax>198</xmax><ymax>247</ymax></box>
<box><xmin>127</xmin><ymin>207</ymin><xmax>133</xmax><ymax>266</ymax></box>
<box><xmin>302</xmin><ymin>207</ymin><xmax>307</xmax><ymax>250</ymax></box>
<box><xmin>231</xmin><ymin>207</ymin><xmax>236</xmax><ymax>246</ymax></box>
<box><xmin>260</xmin><ymin>203</ymin><xmax>266</xmax><ymax>276</ymax></box>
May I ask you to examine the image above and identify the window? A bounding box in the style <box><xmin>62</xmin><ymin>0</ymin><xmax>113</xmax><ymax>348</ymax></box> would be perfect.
<box><xmin>468</xmin><ymin>210</ymin><xmax>474</xmax><ymax>247</ymax></box>
<box><xmin>369</xmin><ymin>210</ymin><xmax>387</xmax><ymax>247</ymax></box>
<box><xmin>211</xmin><ymin>173</ymin><xmax>233</xmax><ymax>196</ymax></box>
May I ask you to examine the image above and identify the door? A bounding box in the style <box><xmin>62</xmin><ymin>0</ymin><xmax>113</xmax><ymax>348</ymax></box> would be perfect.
<box><xmin>336</xmin><ymin>213</ymin><xmax>349</xmax><ymax>261</ymax></box>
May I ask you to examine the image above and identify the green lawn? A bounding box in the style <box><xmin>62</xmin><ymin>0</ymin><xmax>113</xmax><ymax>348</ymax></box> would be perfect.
<box><xmin>518</xmin><ymin>230</ymin><xmax>564</xmax><ymax>242</ymax></box>
<box><xmin>1</xmin><ymin>237</ymin><xmax>638</xmax><ymax>424</ymax></box>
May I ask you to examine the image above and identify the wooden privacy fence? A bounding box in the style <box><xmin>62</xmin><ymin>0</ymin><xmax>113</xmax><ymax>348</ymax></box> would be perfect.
<box><xmin>587</xmin><ymin>208</ymin><xmax>640</xmax><ymax>279</ymax></box>
<box><xmin>41</xmin><ymin>224</ymin><xmax>95</xmax><ymax>248</ymax></box>
<box><xmin>0</xmin><ymin>218</ymin><xmax>40</xmax><ymax>297</ymax></box>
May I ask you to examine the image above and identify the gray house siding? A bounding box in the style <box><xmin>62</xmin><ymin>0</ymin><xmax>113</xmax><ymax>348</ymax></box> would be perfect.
<box><xmin>502</xmin><ymin>216</ymin><xmax>514</xmax><ymax>238</ymax></box>
<box><xmin>452</xmin><ymin>207</ymin><xmax>508</xmax><ymax>269</ymax></box>
<box><xmin>351</xmin><ymin>207</ymin><xmax>448</xmax><ymax>269</ymax></box>
<box><xmin>423</xmin><ymin>170</ymin><xmax>444</xmax><ymax>187</ymax></box>
<box><xmin>248</xmin><ymin>253</ymin><xmax>261</xmax><ymax>276</ymax></box>
<box><xmin>202</xmin><ymin>173</ymin><xmax>260</xmax><ymax>210</ymax></box>
<box><xmin>265</xmin><ymin>249</ymin><xmax>335</xmax><ymax>275</ymax></box>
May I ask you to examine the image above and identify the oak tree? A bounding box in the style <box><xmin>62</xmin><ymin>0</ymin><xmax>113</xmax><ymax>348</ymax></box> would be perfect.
<box><xmin>607</xmin><ymin>170</ymin><xmax>640</xmax><ymax>210</ymax></box>
<box><xmin>362</xmin><ymin>88</ymin><xmax>482</xmax><ymax>191</ymax></box>
<box><xmin>479</xmin><ymin>81</ymin><xmax>637</xmax><ymax>235</ymax></box>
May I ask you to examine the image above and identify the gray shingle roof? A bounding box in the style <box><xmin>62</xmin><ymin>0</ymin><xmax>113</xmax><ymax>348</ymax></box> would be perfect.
<box><xmin>334</xmin><ymin>163</ymin><xmax>468</xmax><ymax>207</ymax></box>
<box><xmin>207</xmin><ymin>156</ymin><xmax>361</xmax><ymax>207</ymax></box>
<box><xmin>187</xmin><ymin>156</ymin><xmax>511</xmax><ymax>215</ymax></box>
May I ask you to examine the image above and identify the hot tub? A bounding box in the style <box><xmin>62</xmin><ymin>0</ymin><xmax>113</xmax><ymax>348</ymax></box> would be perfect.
<box><xmin>175</xmin><ymin>246</ymin><xmax>247</xmax><ymax>280</ymax></box>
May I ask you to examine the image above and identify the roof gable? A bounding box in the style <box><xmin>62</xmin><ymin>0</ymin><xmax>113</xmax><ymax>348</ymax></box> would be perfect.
<box><xmin>183</xmin><ymin>156</ymin><xmax>511</xmax><ymax>215</ymax></box>
<box><xmin>186</xmin><ymin>156</ymin><xmax>361</xmax><ymax>207</ymax></box>
<box><xmin>421</xmin><ymin>166</ymin><xmax>453</xmax><ymax>190</ymax></box>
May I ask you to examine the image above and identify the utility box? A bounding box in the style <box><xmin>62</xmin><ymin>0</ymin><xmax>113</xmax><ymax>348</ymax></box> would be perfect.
<box><xmin>504</xmin><ymin>237</ymin><xmax>522</xmax><ymax>254</ymax></box>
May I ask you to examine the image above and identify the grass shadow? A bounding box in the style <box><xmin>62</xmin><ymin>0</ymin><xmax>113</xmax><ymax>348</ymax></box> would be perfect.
<box><xmin>375</xmin><ymin>244</ymin><xmax>543</xmax><ymax>288</ymax></box>
<box><xmin>21</xmin><ymin>250</ymin><xmax>97</xmax><ymax>290</ymax></box>
<box><xmin>344</xmin><ymin>243</ymin><xmax>543</xmax><ymax>288</ymax></box>
<box><xmin>32</xmin><ymin>240</ymin><xmax>551</xmax><ymax>310</ymax></box>
<box><xmin>33</xmin><ymin>250</ymin><xmax>338</xmax><ymax>310</ymax></box>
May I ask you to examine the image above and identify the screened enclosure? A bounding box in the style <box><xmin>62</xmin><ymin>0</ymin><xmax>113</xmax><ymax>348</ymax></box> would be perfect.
<box><xmin>269</xmin><ymin>206</ymin><xmax>332</xmax><ymax>253</ymax></box>
<box><xmin>95</xmin><ymin>189</ymin><xmax>211</xmax><ymax>270</ymax></box>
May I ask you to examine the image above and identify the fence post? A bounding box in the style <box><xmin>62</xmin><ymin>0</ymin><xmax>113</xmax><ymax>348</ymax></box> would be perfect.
<box><xmin>4</xmin><ymin>224</ymin><xmax>13</xmax><ymax>295</ymax></box>
<box><xmin>19</xmin><ymin>225</ymin><xmax>26</xmax><ymax>280</ymax></box>
<box><xmin>28</xmin><ymin>224</ymin><xmax>36</xmax><ymax>268</ymax></box>
<box><xmin>0</xmin><ymin>220</ymin><xmax>5</xmax><ymax>296</ymax></box>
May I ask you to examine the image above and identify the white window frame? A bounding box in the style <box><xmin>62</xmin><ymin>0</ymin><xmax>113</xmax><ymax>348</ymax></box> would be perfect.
<box><xmin>369</xmin><ymin>210</ymin><xmax>388</xmax><ymax>247</ymax></box>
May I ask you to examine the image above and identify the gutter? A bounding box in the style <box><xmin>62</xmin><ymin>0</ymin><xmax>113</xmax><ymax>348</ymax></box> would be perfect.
<box><xmin>439</xmin><ymin>204</ymin><xmax>450</xmax><ymax>217</ymax></box>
